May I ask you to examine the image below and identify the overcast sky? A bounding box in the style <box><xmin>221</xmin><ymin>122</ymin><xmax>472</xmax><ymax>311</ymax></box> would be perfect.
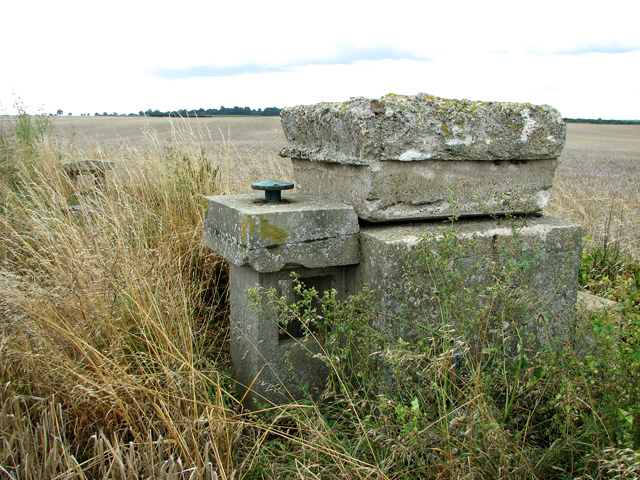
<box><xmin>2</xmin><ymin>0</ymin><xmax>639</xmax><ymax>119</ymax></box>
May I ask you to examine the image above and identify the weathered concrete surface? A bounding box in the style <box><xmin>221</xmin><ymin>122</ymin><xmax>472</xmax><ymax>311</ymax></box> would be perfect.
<box><xmin>203</xmin><ymin>193</ymin><xmax>360</xmax><ymax>273</ymax></box>
<box><xmin>280</xmin><ymin>94</ymin><xmax>566</xmax><ymax>221</ymax></box>
<box><xmin>280</xmin><ymin>94</ymin><xmax>566</xmax><ymax>164</ymax></box>
<box><xmin>354</xmin><ymin>215</ymin><xmax>582</xmax><ymax>348</ymax></box>
<box><xmin>230</xmin><ymin>264</ymin><xmax>357</xmax><ymax>408</ymax></box>
<box><xmin>292</xmin><ymin>157</ymin><xmax>557</xmax><ymax>222</ymax></box>
<box><xmin>63</xmin><ymin>159</ymin><xmax>113</xmax><ymax>190</ymax></box>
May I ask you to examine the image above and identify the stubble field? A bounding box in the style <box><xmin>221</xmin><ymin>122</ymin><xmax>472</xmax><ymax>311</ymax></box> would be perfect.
<box><xmin>49</xmin><ymin>115</ymin><xmax>640</xmax><ymax>255</ymax></box>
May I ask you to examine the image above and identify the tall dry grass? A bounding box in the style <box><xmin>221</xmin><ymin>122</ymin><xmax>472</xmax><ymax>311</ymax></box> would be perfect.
<box><xmin>0</xmin><ymin>114</ymin><xmax>292</xmax><ymax>479</ymax></box>
<box><xmin>547</xmin><ymin>147</ymin><xmax>640</xmax><ymax>258</ymax></box>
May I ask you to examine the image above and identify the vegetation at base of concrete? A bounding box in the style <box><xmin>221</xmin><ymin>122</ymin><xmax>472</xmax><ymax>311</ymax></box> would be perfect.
<box><xmin>580</xmin><ymin>238</ymin><xmax>640</xmax><ymax>304</ymax></box>
<box><xmin>0</xmin><ymin>111</ymin><xmax>639</xmax><ymax>478</ymax></box>
<box><xmin>251</xmin><ymin>218</ymin><xmax>640</xmax><ymax>479</ymax></box>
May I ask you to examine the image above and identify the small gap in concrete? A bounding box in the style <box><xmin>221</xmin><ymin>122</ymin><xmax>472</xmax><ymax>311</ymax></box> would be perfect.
<box><xmin>277</xmin><ymin>275</ymin><xmax>334</xmax><ymax>341</ymax></box>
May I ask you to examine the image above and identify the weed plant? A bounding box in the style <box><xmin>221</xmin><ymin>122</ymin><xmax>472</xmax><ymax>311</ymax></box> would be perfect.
<box><xmin>0</xmin><ymin>112</ymin><xmax>639</xmax><ymax>478</ymax></box>
<box><xmin>246</xmin><ymin>215</ymin><xmax>640</xmax><ymax>479</ymax></box>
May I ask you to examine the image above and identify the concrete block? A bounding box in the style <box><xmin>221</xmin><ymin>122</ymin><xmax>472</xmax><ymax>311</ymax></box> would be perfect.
<box><xmin>354</xmin><ymin>215</ymin><xmax>582</xmax><ymax>347</ymax></box>
<box><xmin>576</xmin><ymin>291</ymin><xmax>618</xmax><ymax>314</ymax></box>
<box><xmin>281</xmin><ymin>94</ymin><xmax>566</xmax><ymax>164</ymax></box>
<box><xmin>292</xmin><ymin>157</ymin><xmax>557</xmax><ymax>222</ymax></box>
<box><xmin>280</xmin><ymin>94</ymin><xmax>566</xmax><ymax>221</ymax></box>
<box><xmin>574</xmin><ymin>292</ymin><xmax>621</xmax><ymax>351</ymax></box>
<box><xmin>63</xmin><ymin>159</ymin><xmax>113</xmax><ymax>190</ymax></box>
<box><xmin>203</xmin><ymin>193</ymin><xmax>360</xmax><ymax>273</ymax></box>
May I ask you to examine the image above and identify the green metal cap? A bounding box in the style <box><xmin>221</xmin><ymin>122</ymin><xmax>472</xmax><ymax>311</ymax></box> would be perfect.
<box><xmin>251</xmin><ymin>181</ymin><xmax>294</xmax><ymax>203</ymax></box>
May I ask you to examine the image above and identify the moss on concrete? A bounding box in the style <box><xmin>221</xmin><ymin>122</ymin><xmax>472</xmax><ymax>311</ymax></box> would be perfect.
<box><xmin>258</xmin><ymin>217</ymin><xmax>289</xmax><ymax>245</ymax></box>
<box><xmin>241</xmin><ymin>215</ymin><xmax>290</xmax><ymax>246</ymax></box>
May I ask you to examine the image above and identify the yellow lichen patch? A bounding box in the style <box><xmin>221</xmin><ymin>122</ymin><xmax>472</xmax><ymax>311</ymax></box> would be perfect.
<box><xmin>383</xmin><ymin>93</ymin><xmax>407</xmax><ymax>99</ymax></box>
<box><xmin>257</xmin><ymin>217</ymin><xmax>289</xmax><ymax>245</ymax></box>
<box><xmin>241</xmin><ymin>215</ymin><xmax>253</xmax><ymax>245</ymax></box>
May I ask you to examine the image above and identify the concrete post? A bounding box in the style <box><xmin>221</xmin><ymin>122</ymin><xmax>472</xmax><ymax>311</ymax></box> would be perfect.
<box><xmin>202</xmin><ymin>192</ymin><xmax>359</xmax><ymax>408</ymax></box>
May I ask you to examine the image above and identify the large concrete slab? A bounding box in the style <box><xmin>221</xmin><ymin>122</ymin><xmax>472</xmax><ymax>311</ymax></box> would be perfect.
<box><xmin>354</xmin><ymin>215</ymin><xmax>582</xmax><ymax>348</ymax></box>
<box><xmin>203</xmin><ymin>193</ymin><xmax>360</xmax><ymax>273</ymax></box>
<box><xmin>280</xmin><ymin>94</ymin><xmax>566</xmax><ymax>164</ymax></box>
<box><xmin>280</xmin><ymin>94</ymin><xmax>566</xmax><ymax>221</ymax></box>
<box><xmin>292</xmin><ymin>157</ymin><xmax>557</xmax><ymax>222</ymax></box>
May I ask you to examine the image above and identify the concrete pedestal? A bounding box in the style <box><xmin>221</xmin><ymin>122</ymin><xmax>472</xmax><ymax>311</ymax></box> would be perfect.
<box><xmin>203</xmin><ymin>192</ymin><xmax>360</xmax><ymax>407</ymax></box>
<box><xmin>230</xmin><ymin>264</ymin><xmax>357</xmax><ymax>408</ymax></box>
<box><xmin>202</xmin><ymin>93</ymin><xmax>581</xmax><ymax>408</ymax></box>
<box><xmin>203</xmin><ymin>193</ymin><xmax>359</xmax><ymax>273</ymax></box>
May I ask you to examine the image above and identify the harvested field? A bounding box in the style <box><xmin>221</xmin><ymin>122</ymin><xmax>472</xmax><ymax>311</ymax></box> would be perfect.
<box><xmin>549</xmin><ymin>123</ymin><xmax>640</xmax><ymax>257</ymax></box>
<box><xmin>45</xmin><ymin>117</ymin><xmax>640</xmax><ymax>255</ymax></box>
<box><xmin>48</xmin><ymin>115</ymin><xmax>286</xmax><ymax>148</ymax></box>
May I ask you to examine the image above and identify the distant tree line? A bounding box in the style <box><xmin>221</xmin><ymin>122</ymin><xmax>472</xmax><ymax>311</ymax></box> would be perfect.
<box><xmin>564</xmin><ymin>118</ymin><xmax>640</xmax><ymax>125</ymax></box>
<box><xmin>85</xmin><ymin>107</ymin><xmax>281</xmax><ymax>117</ymax></box>
<box><xmin>136</xmin><ymin>106</ymin><xmax>282</xmax><ymax>117</ymax></box>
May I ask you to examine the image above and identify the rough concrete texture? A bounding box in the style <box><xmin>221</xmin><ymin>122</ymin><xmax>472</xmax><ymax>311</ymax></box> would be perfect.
<box><xmin>230</xmin><ymin>264</ymin><xmax>357</xmax><ymax>408</ymax></box>
<box><xmin>280</xmin><ymin>93</ymin><xmax>565</xmax><ymax>221</ymax></box>
<box><xmin>354</xmin><ymin>215</ymin><xmax>582</xmax><ymax>349</ymax></box>
<box><xmin>203</xmin><ymin>193</ymin><xmax>360</xmax><ymax>273</ymax></box>
<box><xmin>292</xmin><ymin>157</ymin><xmax>557</xmax><ymax>222</ymax></box>
<box><xmin>280</xmin><ymin>93</ymin><xmax>566</xmax><ymax>165</ymax></box>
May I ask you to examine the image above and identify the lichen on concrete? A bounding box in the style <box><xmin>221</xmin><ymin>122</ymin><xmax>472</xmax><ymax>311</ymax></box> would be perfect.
<box><xmin>257</xmin><ymin>217</ymin><xmax>289</xmax><ymax>245</ymax></box>
<box><xmin>280</xmin><ymin>93</ymin><xmax>566</xmax><ymax>165</ymax></box>
<box><xmin>281</xmin><ymin>93</ymin><xmax>566</xmax><ymax>222</ymax></box>
<box><xmin>202</xmin><ymin>193</ymin><xmax>360</xmax><ymax>273</ymax></box>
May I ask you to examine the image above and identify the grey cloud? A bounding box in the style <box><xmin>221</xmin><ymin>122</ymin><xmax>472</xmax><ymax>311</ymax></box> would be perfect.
<box><xmin>151</xmin><ymin>44</ymin><xmax>430</xmax><ymax>80</ymax></box>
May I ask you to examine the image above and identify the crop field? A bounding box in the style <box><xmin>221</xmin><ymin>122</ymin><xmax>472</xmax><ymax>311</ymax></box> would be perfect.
<box><xmin>548</xmin><ymin>123</ymin><xmax>640</xmax><ymax>257</ymax></box>
<box><xmin>1</xmin><ymin>114</ymin><xmax>639</xmax><ymax>479</ymax></box>
<box><xmin>48</xmin><ymin>115</ymin><xmax>640</xmax><ymax>256</ymax></box>
<box><xmin>48</xmin><ymin>116</ymin><xmax>287</xmax><ymax>149</ymax></box>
